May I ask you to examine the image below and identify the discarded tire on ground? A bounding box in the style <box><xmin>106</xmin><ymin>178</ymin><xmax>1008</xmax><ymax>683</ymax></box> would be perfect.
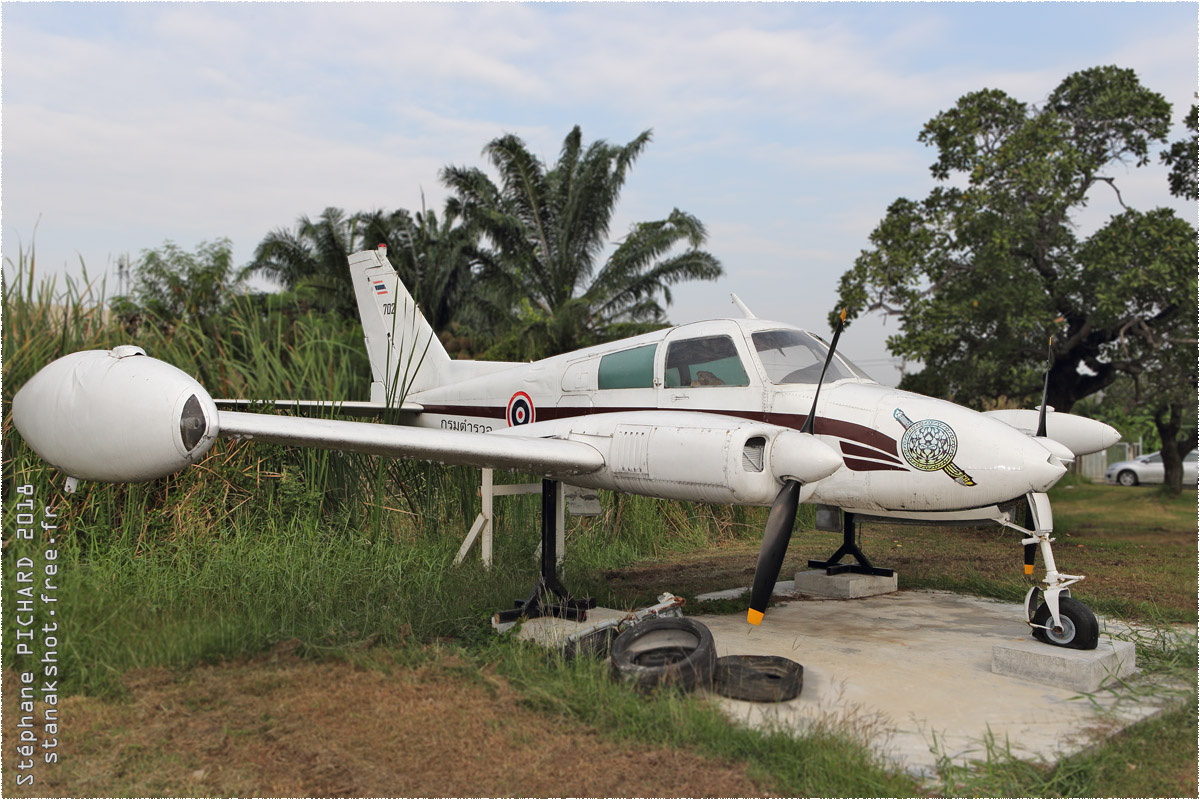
<box><xmin>610</xmin><ymin>617</ymin><xmax>716</xmax><ymax>692</ymax></box>
<box><xmin>712</xmin><ymin>654</ymin><xmax>803</xmax><ymax>702</ymax></box>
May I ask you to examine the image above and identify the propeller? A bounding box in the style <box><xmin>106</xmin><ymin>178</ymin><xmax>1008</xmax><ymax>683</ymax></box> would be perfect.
<box><xmin>1036</xmin><ymin>337</ymin><xmax>1052</xmax><ymax>439</ymax></box>
<box><xmin>1025</xmin><ymin>338</ymin><xmax>1053</xmax><ymax>576</ymax></box>
<box><xmin>747</xmin><ymin>480</ymin><xmax>802</xmax><ymax>625</ymax></box>
<box><xmin>1023</xmin><ymin>500</ymin><xmax>1037</xmax><ymax>576</ymax></box>
<box><xmin>800</xmin><ymin>309</ymin><xmax>847</xmax><ymax>436</ymax></box>
<box><xmin>748</xmin><ymin>309</ymin><xmax>847</xmax><ymax>626</ymax></box>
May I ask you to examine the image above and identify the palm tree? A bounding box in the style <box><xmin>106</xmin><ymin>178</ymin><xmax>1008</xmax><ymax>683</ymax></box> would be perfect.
<box><xmin>242</xmin><ymin>207</ymin><xmax>365</xmax><ymax>319</ymax></box>
<box><xmin>357</xmin><ymin>200</ymin><xmax>477</xmax><ymax>337</ymax></box>
<box><xmin>440</xmin><ymin>126</ymin><xmax>723</xmax><ymax>358</ymax></box>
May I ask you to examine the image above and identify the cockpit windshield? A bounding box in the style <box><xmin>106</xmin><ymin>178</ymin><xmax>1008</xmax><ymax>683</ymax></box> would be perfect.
<box><xmin>751</xmin><ymin>329</ymin><xmax>875</xmax><ymax>385</ymax></box>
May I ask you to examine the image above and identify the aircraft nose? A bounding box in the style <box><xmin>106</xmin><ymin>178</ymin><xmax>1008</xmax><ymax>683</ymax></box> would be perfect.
<box><xmin>1025</xmin><ymin>448</ymin><xmax>1068</xmax><ymax>492</ymax></box>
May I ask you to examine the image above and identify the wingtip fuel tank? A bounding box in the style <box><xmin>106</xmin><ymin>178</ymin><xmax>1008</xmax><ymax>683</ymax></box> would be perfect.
<box><xmin>13</xmin><ymin>347</ymin><xmax>219</xmax><ymax>483</ymax></box>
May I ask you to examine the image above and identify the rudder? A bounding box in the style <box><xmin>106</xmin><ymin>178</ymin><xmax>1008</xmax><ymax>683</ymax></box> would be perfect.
<box><xmin>349</xmin><ymin>247</ymin><xmax>451</xmax><ymax>404</ymax></box>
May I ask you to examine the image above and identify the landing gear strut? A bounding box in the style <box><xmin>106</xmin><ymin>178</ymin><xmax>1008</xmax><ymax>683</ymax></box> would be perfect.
<box><xmin>493</xmin><ymin>479</ymin><xmax>595</xmax><ymax>625</ymax></box>
<box><xmin>1006</xmin><ymin>492</ymin><xmax>1099</xmax><ymax>650</ymax></box>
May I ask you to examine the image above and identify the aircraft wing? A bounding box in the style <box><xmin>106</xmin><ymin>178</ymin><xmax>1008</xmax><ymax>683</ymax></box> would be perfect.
<box><xmin>216</xmin><ymin>399</ymin><xmax>423</xmax><ymax>418</ymax></box>
<box><xmin>218</xmin><ymin>411</ymin><xmax>605</xmax><ymax>477</ymax></box>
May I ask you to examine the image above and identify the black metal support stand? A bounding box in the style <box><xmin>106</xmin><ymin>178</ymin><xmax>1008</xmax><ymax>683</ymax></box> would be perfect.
<box><xmin>493</xmin><ymin>479</ymin><xmax>595</xmax><ymax>625</ymax></box>
<box><xmin>808</xmin><ymin>511</ymin><xmax>894</xmax><ymax>577</ymax></box>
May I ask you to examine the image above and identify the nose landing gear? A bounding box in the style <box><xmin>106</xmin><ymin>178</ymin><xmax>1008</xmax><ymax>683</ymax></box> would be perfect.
<box><xmin>1005</xmin><ymin>492</ymin><xmax>1100</xmax><ymax>650</ymax></box>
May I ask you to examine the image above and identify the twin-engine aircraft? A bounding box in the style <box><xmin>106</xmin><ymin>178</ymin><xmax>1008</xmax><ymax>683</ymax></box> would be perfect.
<box><xmin>14</xmin><ymin>247</ymin><xmax>1119</xmax><ymax>649</ymax></box>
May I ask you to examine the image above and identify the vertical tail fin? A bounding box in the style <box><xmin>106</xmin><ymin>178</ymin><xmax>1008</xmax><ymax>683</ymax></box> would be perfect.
<box><xmin>349</xmin><ymin>247</ymin><xmax>451</xmax><ymax>405</ymax></box>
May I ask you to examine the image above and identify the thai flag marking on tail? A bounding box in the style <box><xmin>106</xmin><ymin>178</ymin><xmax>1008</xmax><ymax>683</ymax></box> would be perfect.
<box><xmin>373</xmin><ymin>280</ymin><xmax>388</xmax><ymax>295</ymax></box>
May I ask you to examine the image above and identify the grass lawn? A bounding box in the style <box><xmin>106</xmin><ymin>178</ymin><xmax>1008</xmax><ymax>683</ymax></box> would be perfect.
<box><xmin>3</xmin><ymin>474</ymin><xmax>1195</xmax><ymax>797</ymax></box>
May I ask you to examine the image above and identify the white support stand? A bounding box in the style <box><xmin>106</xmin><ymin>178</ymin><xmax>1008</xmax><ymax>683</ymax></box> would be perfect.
<box><xmin>455</xmin><ymin>468</ymin><xmax>565</xmax><ymax>567</ymax></box>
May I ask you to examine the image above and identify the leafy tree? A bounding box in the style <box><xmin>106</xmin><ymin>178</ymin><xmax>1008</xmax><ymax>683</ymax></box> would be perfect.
<box><xmin>111</xmin><ymin>239</ymin><xmax>239</xmax><ymax>335</ymax></box>
<box><xmin>243</xmin><ymin>207</ymin><xmax>366</xmax><ymax>319</ymax></box>
<box><xmin>835</xmin><ymin>66</ymin><xmax>1192</xmax><ymax>417</ymax></box>
<box><xmin>1161</xmin><ymin>103</ymin><xmax>1198</xmax><ymax>200</ymax></box>
<box><xmin>440</xmin><ymin>126</ymin><xmax>722</xmax><ymax>359</ymax></box>
<box><xmin>1128</xmin><ymin>101</ymin><xmax>1200</xmax><ymax>494</ymax></box>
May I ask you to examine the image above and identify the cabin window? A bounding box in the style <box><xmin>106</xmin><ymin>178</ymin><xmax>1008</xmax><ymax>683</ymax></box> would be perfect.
<box><xmin>598</xmin><ymin>344</ymin><xmax>657</xmax><ymax>390</ymax></box>
<box><xmin>664</xmin><ymin>336</ymin><xmax>750</xmax><ymax>388</ymax></box>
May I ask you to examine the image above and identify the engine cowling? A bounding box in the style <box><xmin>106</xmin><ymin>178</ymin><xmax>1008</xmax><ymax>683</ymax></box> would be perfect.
<box><xmin>498</xmin><ymin>411</ymin><xmax>842</xmax><ymax>505</ymax></box>
<box><xmin>13</xmin><ymin>347</ymin><xmax>219</xmax><ymax>483</ymax></box>
<box><xmin>983</xmin><ymin>409</ymin><xmax>1121</xmax><ymax>457</ymax></box>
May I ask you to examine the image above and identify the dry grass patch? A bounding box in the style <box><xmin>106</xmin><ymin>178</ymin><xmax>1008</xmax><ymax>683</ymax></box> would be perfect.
<box><xmin>2</xmin><ymin>650</ymin><xmax>770</xmax><ymax>798</ymax></box>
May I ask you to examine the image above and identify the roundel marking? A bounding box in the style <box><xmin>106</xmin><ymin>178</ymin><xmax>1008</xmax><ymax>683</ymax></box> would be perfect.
<box><xmin>900</xmin><ymin>418</ymin><xmax>958</xmax><ymax>472</ymax></box>
<box><xmin>506</xmin><ymin>391</ymin><xmax>535</xmax><ymax>427</ymax></box>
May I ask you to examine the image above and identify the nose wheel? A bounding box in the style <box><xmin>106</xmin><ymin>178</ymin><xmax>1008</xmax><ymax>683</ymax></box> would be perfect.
<box><xmin>1007</xmin><ymin>492</ymin><xmax>1099</xmax><ymax>651</ymax></box>
<box><xmin>1029</xmin><ymin>594</ymin><xmax>1099</xmax><ymax>650</ymax></box>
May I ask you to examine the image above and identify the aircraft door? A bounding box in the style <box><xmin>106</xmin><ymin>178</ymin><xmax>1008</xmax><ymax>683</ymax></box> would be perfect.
<box><xmin>658</xmin><ymin>324</ymin><xmax>762</xmax><ymax>417</ymax></box>
<box><xmin>559</xmin><ymin>357</ymin><xmax>596</xmax><ymax>410</ymax></box>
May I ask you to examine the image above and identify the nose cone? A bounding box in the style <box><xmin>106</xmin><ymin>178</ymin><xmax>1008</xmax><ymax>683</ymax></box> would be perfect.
<box><xmin>1024</xmin><ymin>444</ymin><xmax>1069</xmax><ymax>492</ymax></box>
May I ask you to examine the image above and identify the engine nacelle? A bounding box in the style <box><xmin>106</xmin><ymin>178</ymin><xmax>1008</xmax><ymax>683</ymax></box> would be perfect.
<box><xmin>13</xmin><ymin>347</ymin><xmax>219</xmax><ymax>483</ymax></box>
<box><xmin>983</xmin><ymin>409</ymin><xmax>1121</xmax><ymax>457</ymax></box>
<box><xmin>499</xmin><ymin>411</ymin><xmax>842</xmax><ymax>505</ymax></box>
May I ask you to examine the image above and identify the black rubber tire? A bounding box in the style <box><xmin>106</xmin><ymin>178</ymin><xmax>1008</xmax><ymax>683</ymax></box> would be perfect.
<box><xmin>610</xmin><ymin>617</ymin><xmax>716</xmax><ymax>693</ymax></box>
<box><xmin>1117</xmin><ymin>470</ymin><xmax>1139</xmax><ymax>487</ymax></box>
<box><xmin>713</xmin><ymin>654</ymin><xmax>803</xmax><ymax>702</ymax></box>
<box><xmin>1031</xmin><ymin>596</ymin><xmax>1099</xmax><ymax>650</ymax></box>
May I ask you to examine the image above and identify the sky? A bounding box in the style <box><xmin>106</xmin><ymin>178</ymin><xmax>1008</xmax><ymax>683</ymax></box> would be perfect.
<box><xmin>3</xmin><ymin>2</ymin><xmax>1197</xmax><ymax>386</ymax></box>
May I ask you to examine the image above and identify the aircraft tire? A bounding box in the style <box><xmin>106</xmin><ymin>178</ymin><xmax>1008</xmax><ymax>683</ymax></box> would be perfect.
<box><xmin>610</xmin><ymin>617</ymin><xmax>716</xmax><ymax>693</ymax></box>
<box><xmin>1032</xmin><ymin>597</ymin><xmax>1099</xmax><ymax>650</ymax></box>
<box><xmin>712</xmin><ymin>654</ymin><xmax>803</xmax><ymax>702</ymax></box>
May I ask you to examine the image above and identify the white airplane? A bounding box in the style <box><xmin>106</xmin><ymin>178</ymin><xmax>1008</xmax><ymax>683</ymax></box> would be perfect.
<box><xmin>14</xmin><ymin>247</ymin><xmax>1120</xmax><ymax>649</ymax></box>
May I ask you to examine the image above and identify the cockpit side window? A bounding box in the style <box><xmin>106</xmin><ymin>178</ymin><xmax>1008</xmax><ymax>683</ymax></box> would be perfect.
<box><xmin>752</xmin><ymin>329</ymin><xmax>873</xmax><ymax>384</ymax></box>
<box><xmin>664</xmin><ymin>336</ymin><xmax>750</xmax><ymax>388</ymax></box>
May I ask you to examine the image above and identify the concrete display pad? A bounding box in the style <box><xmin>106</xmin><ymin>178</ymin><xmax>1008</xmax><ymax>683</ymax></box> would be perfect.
<box><xmin>513</xmin><ymin>590</ymin><xmax>1185</xmax><ymax>778</ymax></box>
<box><xmin>992</xmin><ymin>637</ymin><xmax>1137</xmax><ymax>692</ymax></box>
<box><xmin>794</xmin><ymin>568</ymin><xmax>899</xmax><ymax>598</ymax></box>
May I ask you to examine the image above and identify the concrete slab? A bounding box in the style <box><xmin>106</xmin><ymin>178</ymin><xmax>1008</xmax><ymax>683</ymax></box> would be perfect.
<box><xmin>511</xmin><ymin>589</ymin><xmax>1186</xmax><ymax>778</ymax></box>
<box><xmin>992</xmin><ymin>638</ymin><xmax>1137</xmax><ymax>692</ymax></box>
<box><xmin>794</xmin><ymin>569</ymin><xmax>898</xmax><ymax>599</ymax></box>
<box><xmin>695</xmin><ymin>579</ymin><xmax>794</xmax><ymax>602</ymax></box>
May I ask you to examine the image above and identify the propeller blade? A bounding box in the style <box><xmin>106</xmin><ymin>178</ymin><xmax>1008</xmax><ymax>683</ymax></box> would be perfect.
<box><xmin>1022</xmin><ymin>499</ymin><xmax>1037</xmax><ymax>576</ymax></box>
<box><xmin>747</xmin><ymin>479</ymin><xmax>801</xmax><ymax>625</ymax></box>
<box><xmin>800</xmin><ymin>308</ymin><xmax>847</xmax><ymax>436</ymax></box>
<box><xmin>1036</xmin><ymin>337</ymin><xmax>1052</xmax><ymax>439</ymax></box>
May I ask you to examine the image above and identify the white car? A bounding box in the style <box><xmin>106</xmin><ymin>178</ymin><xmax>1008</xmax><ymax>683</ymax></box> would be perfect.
<box><xmin>1105</xmin><ymin>450</ymin><xmax>1198</xmax><ymax>486</ymax></box>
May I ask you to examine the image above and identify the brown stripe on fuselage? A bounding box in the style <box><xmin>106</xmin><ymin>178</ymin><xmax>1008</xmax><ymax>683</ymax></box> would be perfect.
<box><xmin>842</xmin><ymin>457</ymin><xmax>909</xmax><ymax>473</ymax></box>
<box><xmin>417</xmin><ymin>403</ymin><xmax>899</xmax><ymax>457</ymax></box>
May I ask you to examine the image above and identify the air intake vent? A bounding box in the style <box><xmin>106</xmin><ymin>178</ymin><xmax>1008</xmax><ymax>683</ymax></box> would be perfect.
<box><xmin>742</xmin><ymin>436</ymin><xmax>766</xmax><ymax>472</ymax></box>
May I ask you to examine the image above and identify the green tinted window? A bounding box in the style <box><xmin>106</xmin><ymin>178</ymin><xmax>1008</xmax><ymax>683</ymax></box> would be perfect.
<box><xmin>599</xmin><ymin>344</ymin><xmax>657</xmax><ymax>390</ymax></box>
<box><xmin>664</xmin><ymin>336</ymin><xmax>750</xmax><ymax>388</ymax></box>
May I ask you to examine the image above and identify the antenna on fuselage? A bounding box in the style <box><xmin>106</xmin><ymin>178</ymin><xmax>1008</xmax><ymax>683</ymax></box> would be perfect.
<box><xmin>730</xmin><ymin>294</ymin><xmax>757</xmax><ymax>319</ymax></box>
